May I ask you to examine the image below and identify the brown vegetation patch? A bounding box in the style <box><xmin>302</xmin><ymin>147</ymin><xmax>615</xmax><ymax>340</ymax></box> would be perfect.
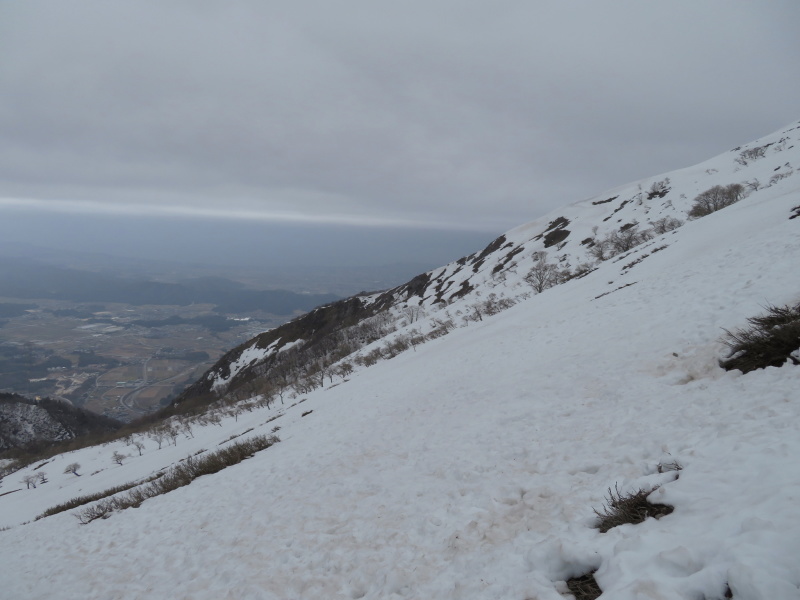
<box><xmin>594</xmin><ymin>484</ymin><xmax>673</xmax><ymax>533</ymax></box>
<box><xmin>566</xmin><ymin>570</ymin><xmax>601</xmax><ymax>600</ymax></box>
<box><xmin>592</xmin><ymin>196</ymin><xmax>618</xmax><ymax>205</ymax></box>
<box><xmin>720</xmin><ymin>302</ymin><xmax>800</xmax><ymax>373</ymax></box>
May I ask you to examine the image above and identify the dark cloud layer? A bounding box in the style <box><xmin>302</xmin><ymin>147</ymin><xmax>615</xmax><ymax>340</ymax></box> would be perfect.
<box><xmin>1</xmin><ymin>1</ymin><xmax>799</xmax><ymax>240</ymax></box>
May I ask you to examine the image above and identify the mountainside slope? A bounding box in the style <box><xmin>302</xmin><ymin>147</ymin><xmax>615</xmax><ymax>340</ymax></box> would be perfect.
<box><xmin>179</xmin><ymin>120</ymin><xmax>800</xmax><ymax>409</ymax></box>
<box><xmin>0</xmin><ymin>122</ymin><xmax>799</xmax><ymax>599</ymax></box>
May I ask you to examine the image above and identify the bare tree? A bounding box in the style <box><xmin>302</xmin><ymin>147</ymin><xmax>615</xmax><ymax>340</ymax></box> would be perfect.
<box><xmin>745</xmin><ymin>178</ymin><xmax>761</xmax><ymax>193</ymax></box>
<box><xmin>272</xmin><ymin>372</ymin><xmax>290</xmax><ymax>405</ymax></box>
<box><xmin>112</xmin><ymin>451</ymin><xmax>126</xmax><ymax>466</ymax></box>
<box><xmin>149</xmin><ymin>429</ymin><xmax>167</xmax><ymax>449</ymax></box>
<box><xmin>406</xmin><ymin>331</ymin><xmax>425</xmax><ymax>352</ymax></box>
<box><xmin>180</xmin><ymin>420</ymin><xmax>194</xmax><ymax>439</ymax></box>
<box><xmin>227</xmin><ymin>405</ymin><xmax>244</xmax><ymax>422</ymax></box>
<box><xmin>166</xmin><ymin>424</ymin><xmax>179</xmax><ymax>446</ymax></box>
<box><xmin>37</xmin><ymin>472</ymin><xmax>48</xmax><ymax>485</ymax></box>
<box><xmin>22</xmin><ymin>474</ymin><xmax>38</xmax><ymax>489</ymax></box>
<box><xmin>524</xmin><ymin>253</ymin><xmax>559</xmax><ymax>293</ymax></box>
<box><xmin>64</xmin><ymin>462</ymin><xmax>81</xmax><ymax>476</ymax></box>
<box><xmin>133</xmin><ymin>440</ymin><xmax>146</xmax><ymax>456</ymax></box>
<box><xmin>401</xmin><ymin>305</ymin><xmax>423</xmax><ymax>324</ymax></box>
<box><xmin>588</xmin><ymin>237</ymin><xmax>612</xmax><ymax>261</ymax></box>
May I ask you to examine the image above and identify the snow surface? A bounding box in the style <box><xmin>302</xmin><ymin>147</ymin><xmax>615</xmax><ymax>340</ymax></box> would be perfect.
<box><xmin>1</xmin><ymin>123</ymin><xmax>799</xmax><ymax>599</ymax></box>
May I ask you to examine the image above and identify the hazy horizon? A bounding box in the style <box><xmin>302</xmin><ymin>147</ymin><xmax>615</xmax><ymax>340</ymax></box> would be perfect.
<box><xmin>2</xmin><ymin>2</ymin><xmax>798</xmax><ymax>283</ymax></box>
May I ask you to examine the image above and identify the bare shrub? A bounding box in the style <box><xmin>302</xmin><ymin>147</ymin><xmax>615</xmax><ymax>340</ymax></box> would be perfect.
<box><xmin>481</xmin><ymin>293</ymin><xmax>515</xmax><ymax>315</ymax></box>
<box><xmin>688</xmin><ymin>183</ymin><xmax>745</xmax><ymax>219</ymax></box>
<box><xmin>384</xmin><ymin>335</ymin><xmax>411</xmax><ymax>358</ymax></box>
<box><xmin>594</xmin><ymin>484</ymin><xmax>673</xmax><ymax>533</ymax></box>
<box><xmin>36</xmin><ymin>479</ymin><xmax>145</xmax><ymax>520</ymax></box>
<box><xmin>768</xmin><ymin>170</ymin><xmax>793</xmax><ymax>186</ymax></box>
<box><xmin>360</xmin><ymin>348</ymin><xmax>383</xmax><ymax>367</ymax></box>
<box><xmin>649</xmin><ymin>216</ymin><xmax>684</xmax><ymax>235</ymax></box>
<box><xmin>720</xmin><ymin>302</ymin><xmax>800</xmax><ymax>373</ymax></box>
<box><xmin>570</xmin><ymin>263</ymin><xmax>595</xmax><ymax>280</ymax></box>
<box><xmin>606</xmin><ymin>225</ymin><xmax>652</xmax><ymax>253</ymax></box>
<box><xmin>646</xmin><ymin>178</ymin><xmax>670</xmax><ymax>199</ymax></box>
<box><xmin>426</xmin><ymin>318</ymin><xmax>455</xmax><ymax>340</ymax></box>
<box><xmin>587</xmin><ymin>225</ymin><xmax>652</xmax><ymax>262</ymax></box>
<box><xmin>735</xmin><ymin>145</ymin><xmax>768</xmax><ymax>166</ymax></box>
<box><xmin>76</xmin><ymin>435</ymin><xmax>279</xmax><ymax>524</ymax></box>
<box><xmin>336</xmin><ymin>362</ymin><xmax>353</xmax><ymax>379</ymax></box>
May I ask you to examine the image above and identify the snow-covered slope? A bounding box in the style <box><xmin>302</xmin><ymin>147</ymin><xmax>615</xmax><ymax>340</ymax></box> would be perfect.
<box><xmin>188</xmin><ymin>120</ymin><xmax>800</xmax><ymax>405</ymax></box>
<box><xmin>1</xmin><ymin>122</ymin><xmax>799</xmax><ymax>599</ymax></box>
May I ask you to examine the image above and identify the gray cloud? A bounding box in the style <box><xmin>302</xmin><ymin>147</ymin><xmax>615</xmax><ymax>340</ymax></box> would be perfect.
<box><xmin>1</xmin><ymin>0</ymin><xmax>799</xmax><ymax>233</ymax></box>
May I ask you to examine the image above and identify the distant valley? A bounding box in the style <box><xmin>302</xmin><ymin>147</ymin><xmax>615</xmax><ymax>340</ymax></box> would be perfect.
<box><xmin>0</xmin><ymin>257</ymin><xmax>340</xmax><ymax>421</ymax></box>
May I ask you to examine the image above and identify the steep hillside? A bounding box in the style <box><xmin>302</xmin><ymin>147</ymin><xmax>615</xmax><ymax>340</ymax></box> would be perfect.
<box><xmin>0</xmin><ymin>122</ymin><xmax>798</xmax><ymax>599</ymax></box>
<box><xmin>179</xmin><ymin>120</ymin><xmax>800</xmax><ymax>410</ymax></box>
<box><xmin>0</xmin><ymin>393</ymin><xmax>121</xmax><ymax>453</ymax></box>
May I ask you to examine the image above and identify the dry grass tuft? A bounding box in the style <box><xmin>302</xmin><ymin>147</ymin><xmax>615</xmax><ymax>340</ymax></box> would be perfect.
<box><xmin>565</xmin><ymin>570</ymin><xmax>602</xmax><ymax>600</ymax></box>
<box><xmin>720</xmin><ymin>302</ymin><xmax>800</xmax><ymax>374</ymax></box>
<box><xmin>594</xmin><ymin>484</ymin><xmax>673</xmax><ymax>533</ymax></box>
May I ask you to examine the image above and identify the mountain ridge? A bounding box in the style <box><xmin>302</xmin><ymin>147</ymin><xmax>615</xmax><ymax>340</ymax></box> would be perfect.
<box><xmin>0</xmin><ymin>257</ymin><xmax>339</xmax><ymax>314</ymax></box>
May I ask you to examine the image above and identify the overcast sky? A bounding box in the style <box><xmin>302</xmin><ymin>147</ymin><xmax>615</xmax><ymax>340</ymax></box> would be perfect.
<box><xmin>1</xmin><ymin>1</ymin><xmax>799</xmax><ymax>271</ymax></box>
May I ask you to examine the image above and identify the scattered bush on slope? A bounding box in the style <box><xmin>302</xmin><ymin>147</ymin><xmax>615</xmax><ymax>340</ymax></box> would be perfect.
<box><xmin>72</xmin><ymin>434</ymin><xmax>279</xmax><ymax>524</ymax></box>
<box><xmin>688</xmin><ymin>183</ymin><xmax>745</xmax><ymax>219</ymax></box>
<box><xmin>720</xmin><ymin>302</ymin><xmax>800</xmax><ymax>373</ymax></box>
<box><xmin>36</xmin><ymin>479</ymin><xmax>149</xmax><ymax>520</ymax></box>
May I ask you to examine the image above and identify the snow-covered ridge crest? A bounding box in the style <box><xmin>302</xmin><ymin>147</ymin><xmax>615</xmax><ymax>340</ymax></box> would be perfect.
<box><xmin>187</xmin><ymin>120</ymin><xmax>800</xmax><ymax>405</ymax></box>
